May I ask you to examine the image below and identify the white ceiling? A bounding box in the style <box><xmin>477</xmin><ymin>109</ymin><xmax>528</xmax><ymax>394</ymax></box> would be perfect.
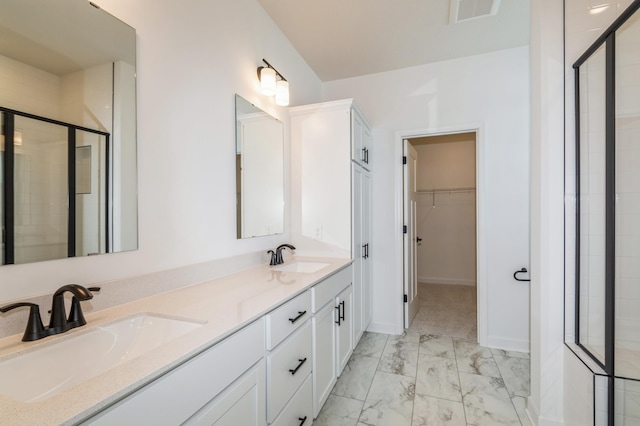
<box><xmin>257</xmin><ymin>0</ymin><xmax>530</xmax><ymax>82</ymax></box>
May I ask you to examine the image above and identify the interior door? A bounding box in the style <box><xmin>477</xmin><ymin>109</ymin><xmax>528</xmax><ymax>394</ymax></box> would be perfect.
<box><xmin>403</xmin><ymin>140</ymin><xmax>419</xmax><ymax>328</ymax></box>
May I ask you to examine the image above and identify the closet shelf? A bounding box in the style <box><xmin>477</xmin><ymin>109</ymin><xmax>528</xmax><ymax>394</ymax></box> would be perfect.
<box><xmin>416</xmin><ymin>187</ymin><xmax>476</xmax><ymax>194</ymax></box>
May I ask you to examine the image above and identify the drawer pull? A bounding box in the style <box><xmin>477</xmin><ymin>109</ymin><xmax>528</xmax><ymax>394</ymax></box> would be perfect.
<box><xmin>340</xmin><ymin>301</ymin><xmax>345</xmax><ymax>321</ymax></box>
<box><xmin>289</xmin><ymin>357</ymin><xmax>307</xmax><ymax>375</ymax></box>
<box><xmin>298</xmin><ymin>416</ymin><xmax>308</xmax><ymax>426</ymax></box>
<box><xmin>335</xmin><ymin>305</ymin><xmax>341</xmax><ymax>325</ymax></box>
<box><xmin>288</xmin><ymin>310</ymin><xmax>307</xmax><ymax>324</ymax></box>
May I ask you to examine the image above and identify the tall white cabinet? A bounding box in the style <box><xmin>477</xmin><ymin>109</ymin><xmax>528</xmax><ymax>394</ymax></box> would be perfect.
<box><xmin>290</xmin><ymin>98</ymin><xmax>373</xmax><ymax>347</ymax></box>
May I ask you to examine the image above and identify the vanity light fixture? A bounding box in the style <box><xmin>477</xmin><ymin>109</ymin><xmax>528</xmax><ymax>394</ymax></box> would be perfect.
<box><xmin>257</xmin><ymin>59</ymin><xmax>289</xmax><ymax>106</ymax></box>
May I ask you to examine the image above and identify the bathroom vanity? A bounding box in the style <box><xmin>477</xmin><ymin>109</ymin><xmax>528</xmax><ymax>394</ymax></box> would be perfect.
<box><xmin>0</xmin><ymin>258</ymin><xmax>355</xmax><ymax>425</ymax></box>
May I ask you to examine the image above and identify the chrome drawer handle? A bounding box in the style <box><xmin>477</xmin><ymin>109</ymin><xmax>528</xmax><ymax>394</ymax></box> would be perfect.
<box><xmin>289</xmin><ymin>357</ymin><xmax>307</xmax><ymax>375</ymax></box>
<box><xmin>298</xmin><ymin>416</ymin><xmax>308</xmax><ymax>425</ymax></box>
<box><xmin>288</xmin><ymin>310</ymin><xmax>307</xmax><ymax>324</ymax></box>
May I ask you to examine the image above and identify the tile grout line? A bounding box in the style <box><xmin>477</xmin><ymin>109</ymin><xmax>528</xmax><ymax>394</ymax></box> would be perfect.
<box><xmin>453</xmin><ymin>337</ymin><xmax>472</xmax><ymax>426</ymax></box>
<box><xmin>356</xmin><ymin>333</ymin><xmax>389</xmax><ymax>424</ymax></box>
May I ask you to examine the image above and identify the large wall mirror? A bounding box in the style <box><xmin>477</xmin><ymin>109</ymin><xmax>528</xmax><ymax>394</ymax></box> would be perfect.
<box><xmin>0</xmin><ymin>0</ymin><xmax>138</xmax><ymax>265</ymax></box>
<box><xmin>235</xmin><ymin>95</ymin><xmax>284</xmax><ymax>238</ymax></box>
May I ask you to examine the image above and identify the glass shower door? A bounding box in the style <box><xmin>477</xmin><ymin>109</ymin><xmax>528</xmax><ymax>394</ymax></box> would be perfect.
<box><xmin>577</xmin><ymin>43</ymin><xmax>608</xmax><ymax>365</ymax></box>
<box><xmin>13</xmin><ymin>116</ymin><xmax>68</xmax><ymax>264</ymax></box>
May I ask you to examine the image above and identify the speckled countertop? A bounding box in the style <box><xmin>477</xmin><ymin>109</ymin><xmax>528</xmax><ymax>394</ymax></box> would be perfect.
<box><xmin>0</xmin><ymin>256</ymin><xmax>352</xmax><ymax>425</ymax></box>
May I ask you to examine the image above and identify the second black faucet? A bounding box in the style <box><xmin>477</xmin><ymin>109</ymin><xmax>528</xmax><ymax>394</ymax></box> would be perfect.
<box><xmin>269</xmin><ymin>244</ymin><xmax>296</xmax><ymax>265</ymax></box>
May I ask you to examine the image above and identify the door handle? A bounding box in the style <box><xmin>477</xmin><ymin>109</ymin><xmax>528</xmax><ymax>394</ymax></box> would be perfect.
<box><xmin>416</xmin><ymin>237</ymin><xmax>422</xmax><ymax>243</ymax></box>
<box><xmin>335</xmin><ymin>305</ymin><xmax>341</xmax><ymax>325</ymax></box>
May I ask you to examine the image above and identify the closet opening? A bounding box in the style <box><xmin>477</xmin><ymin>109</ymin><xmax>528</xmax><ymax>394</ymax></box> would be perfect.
<box><xmin>403</xmin><ymin>131</ymin><xmax>478</xmax><ymax>342</ymax></box>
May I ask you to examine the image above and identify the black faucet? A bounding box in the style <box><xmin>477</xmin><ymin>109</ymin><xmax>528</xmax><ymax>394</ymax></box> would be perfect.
<box><xmin>275</xmin><ymin>244</ymin><xmax>296</xmax><ymax>265</ymax></box>
<box><xmin>0</xmin><ymin>285</ymin><xmax>101</xmax><ymax>342</ymax></box>
<box><xmin>49</xmin><ymin>284</ymin><xmax>96</xmax><ymax>334</ymax></box>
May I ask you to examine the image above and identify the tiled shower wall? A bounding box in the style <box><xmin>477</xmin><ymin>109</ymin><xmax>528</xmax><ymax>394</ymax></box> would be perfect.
<box><xmin>615</xmin><ymin>10</ymin><xmax>640</xmax><ymax>368</ymax></box>
<box><xmin>577</xmin><ymin>44</ymin><xmax>607</xmax><ymax>357</ymax></box>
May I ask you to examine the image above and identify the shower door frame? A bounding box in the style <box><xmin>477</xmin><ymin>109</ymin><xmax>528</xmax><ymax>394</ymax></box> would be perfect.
<box><xmin>572</xmin><ymin>1</ymin><xmax>640</xmax><ymax>424</ymax></box>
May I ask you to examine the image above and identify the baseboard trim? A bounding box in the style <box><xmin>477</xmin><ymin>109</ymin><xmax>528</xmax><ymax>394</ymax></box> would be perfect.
<box><xmin>418</xmin><ymin>277</ymin><xmax>476</xmax><ymax>286</ymax></box>
<box><xmin>367</xmin><ymin>321</ymin><xmax>400</xmax><ymax>335</ymax></box>
<box><xmin>487</xmin><ymin>335</ymin><xmax>530</xmax><ymax>353</ymax></box>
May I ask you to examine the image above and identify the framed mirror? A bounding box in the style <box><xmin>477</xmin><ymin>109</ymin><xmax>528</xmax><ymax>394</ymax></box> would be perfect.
<box><xmin>235</xmin><ymin>95</ymin><xmax>284</xmax><ymax>238</ymax></box>
<box><xmin>0</xmin><ymin>0</ymin><xmax>138</xmax><ymax>265</ymax></box>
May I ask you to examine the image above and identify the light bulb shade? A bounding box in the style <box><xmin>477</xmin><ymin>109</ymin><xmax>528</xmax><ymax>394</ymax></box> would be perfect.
<box><xmin>259</xmin><ymin>67</ymin><xmax>276</xmax><ymax>96</ymax></box>
<box><xmin>275</xmin><ymin>80</ymin><xmax>289</xmax><ymax>106</ymax></box>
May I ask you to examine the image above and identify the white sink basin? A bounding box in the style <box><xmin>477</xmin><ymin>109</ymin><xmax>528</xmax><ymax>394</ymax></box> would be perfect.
<box><xmin>0</xmin><ymin>313</ymin><xmax>204</xmax><ymax>402</ymax></box>
<box><xmin>273</xmin><ymin>261</ymin><xmax>329</xmax><ymax>273</ymax></box>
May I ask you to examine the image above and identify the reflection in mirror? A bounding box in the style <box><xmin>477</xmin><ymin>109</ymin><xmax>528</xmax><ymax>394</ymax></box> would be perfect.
<box><xmin>0</xmin><ymin>0</ymin><xmax>138</xmax><ymax>265</ymax></box>
<box><xmin>235</xmin><ymin>95</ymin><xmax>284</xmax><ymax>238</ymax></box>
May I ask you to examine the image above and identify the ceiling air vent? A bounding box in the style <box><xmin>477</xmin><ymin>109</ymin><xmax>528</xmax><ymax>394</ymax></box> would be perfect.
<box><xmin>449</xmin><ymin>0</ymin><xmax>500</xmax><ymax>24</ymax></box>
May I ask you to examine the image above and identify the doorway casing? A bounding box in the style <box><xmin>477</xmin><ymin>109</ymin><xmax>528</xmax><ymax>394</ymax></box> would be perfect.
<box><xmin>394</xmin><ymin>123</ymin><xmax>487</xmax><ymax>346</ymax></box>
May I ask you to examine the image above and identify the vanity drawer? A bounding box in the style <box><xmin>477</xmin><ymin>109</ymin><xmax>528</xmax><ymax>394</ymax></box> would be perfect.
<box><xmin>312</xmin><ymin>265</ymin><xmax>352</xmax><ymax>313</ymax></box>
<box><xmin>267</xmin><ymin>321</ymin><xmax>312</xmax><ymax>422</ymax></box>
<box><xmin>266</xmin><ymin>290</ymin><xmax>311</xmax><ymax>350</ymax></box>
<box><xmin>271</xmin><ymin>373</ymin><xmax>312</xmax><ymax>426</ymax></box>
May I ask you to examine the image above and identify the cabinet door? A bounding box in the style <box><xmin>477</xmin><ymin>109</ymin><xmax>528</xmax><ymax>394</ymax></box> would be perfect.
<box><xmin>352</xmin><ymin>165</ymin><xmax>364</xmax><ymax>344</ymax></box>
<box><xmin>351</xmin><ymin>109</ymin><xmax>371</xmax><ymax>170</ymax></box>
<box><xmin>184</xmin><ymin>360</ymin><xmax>266</xmax><ymax>426</ymax></box>
<box><xmin>362</xmin><ymin>170</ymin><xmax>372</xmax><ymax>329</ymax></box>
<box><xmin>336</xmin><ymin>285</ymin><xmax>353</xmax><ymax>375</ymax></box>
<box><xmin>312</xmin><ymin>302</ymin><xmax>337</xmax><ymax>418</ymax></box>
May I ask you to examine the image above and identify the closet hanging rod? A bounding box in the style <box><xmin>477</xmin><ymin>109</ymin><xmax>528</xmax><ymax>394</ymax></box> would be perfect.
<box><xmin>416</xmin><ymin>187</ymin><xmax>476</xmax><ymax>194</ymax></box>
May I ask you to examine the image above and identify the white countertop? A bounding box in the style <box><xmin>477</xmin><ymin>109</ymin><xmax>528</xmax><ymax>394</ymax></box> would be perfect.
<box><xmin>0</xmin><ymin>256</ymin><xmax>352</xmax><ymax>425</ymax></box>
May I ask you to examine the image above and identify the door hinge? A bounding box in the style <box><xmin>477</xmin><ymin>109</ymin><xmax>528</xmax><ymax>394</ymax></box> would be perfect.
<box><xmin>403</xmin><ymin>225</ymin><xmax>407</xmax><ymax>234</ymax></box>
<box><xmin>404</xmin><ymin>294</ymin><xmax>408</xmax><ymax>303</ymax></box>
<box><xmin>402</xmin><ymin>156</ymin><xmax>407</xmax><ymax>165</ymax></box>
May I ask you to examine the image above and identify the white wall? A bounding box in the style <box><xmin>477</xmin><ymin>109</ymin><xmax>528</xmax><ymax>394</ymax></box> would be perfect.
<box><xmin>529</xmin><ymin>0</ymin><xmax>566</xmax><ymax>423</ymax></box>
<box><xmin>0</xmin><ymin>0</ymin><xmax>323</xmax><ymax>303</ymax></box>
<box><xmin>323</xmin><ymin>46</ymin><xmax>531</xmax><ymax>351</ymax></box>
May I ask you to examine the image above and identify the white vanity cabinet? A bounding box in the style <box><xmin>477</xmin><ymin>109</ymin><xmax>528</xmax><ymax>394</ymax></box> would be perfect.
<box><xmin>265</xmin><ymin>290</ymin><xmax>313</xmax><ymax>425</ymax></box>
<box><xmin>311</xmin><ymin>266</ymin><xmax>353</xmax><ymax>417</ymax></box>
<box><xmin>82</xmin><ymin>319</ymin><xmax>266</xmax><ymax>426</ymax></box>
<box><xmin>291</xmin><ymin>99</ymin><xmax>373</xmax><ymax>350</ymax></box>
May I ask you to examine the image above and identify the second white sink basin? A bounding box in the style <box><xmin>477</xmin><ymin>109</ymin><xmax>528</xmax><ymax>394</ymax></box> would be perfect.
<box><xmin>274</xmin><ymin>261</ymin><xmax>330</xmax><ymax>273</ymax></box>
<box><xmin>0</xmin><ymin>313</ymin><xmax>204</xmax><ymax>403</ymax></box>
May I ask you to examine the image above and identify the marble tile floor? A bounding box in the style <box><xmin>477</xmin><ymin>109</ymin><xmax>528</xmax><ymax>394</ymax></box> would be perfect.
<box><xmin>315</xmin><ymin>283</ymin><xmax>531</xmax><ymax>426</ymax></box>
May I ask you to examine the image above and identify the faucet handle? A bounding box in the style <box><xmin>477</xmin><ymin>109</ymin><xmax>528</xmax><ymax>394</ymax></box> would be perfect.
<box><xmin>0</xmin><ymin>302</ymin><xmax>47</xmax><ymax>342</ymax></box>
